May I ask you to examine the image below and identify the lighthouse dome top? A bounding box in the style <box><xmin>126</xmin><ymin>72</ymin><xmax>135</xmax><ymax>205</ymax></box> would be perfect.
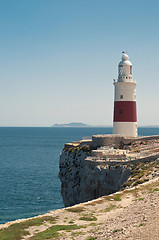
<box><xmin>122</xmin><ymin>53</ymin><xmax>129</xmax><ymax>61</ymax></box>
<box><xmin>119</xmin><ymin>53</ymin><xmax>132</xmax><ymax>67</ymax></box>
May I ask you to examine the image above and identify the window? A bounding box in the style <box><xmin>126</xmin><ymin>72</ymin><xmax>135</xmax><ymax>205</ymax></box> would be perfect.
<box><xmin>119</xmin><ymin>66</ymin><xmax>123</xmax><ymax>76</ymax></box>
<box><xmin>130</xmin><ymin>66</ymin><xmax>132</xmax><ymax>75</ymax></box>
<box><xmin>119</xmin><ymin>109</ymin><xmax>123</xmax><ymax>114</ymax></box>
<box><xmin>120</xmin><ymin>95</ymin><xmax>123</xmax><ymax>99</ymax></box>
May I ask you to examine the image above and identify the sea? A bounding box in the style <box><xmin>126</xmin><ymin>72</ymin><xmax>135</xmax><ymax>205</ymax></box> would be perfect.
<box><xmin>0</xmin><ymin>127</ymin><xmax>159</xmax><ymax>224</ymax></box>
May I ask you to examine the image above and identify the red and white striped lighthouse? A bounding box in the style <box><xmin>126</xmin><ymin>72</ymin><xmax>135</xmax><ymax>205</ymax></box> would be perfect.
<box><xmin>113</xmin><ymin>53</ymin><xmax>137</xmax><ymax>137</ymax></box>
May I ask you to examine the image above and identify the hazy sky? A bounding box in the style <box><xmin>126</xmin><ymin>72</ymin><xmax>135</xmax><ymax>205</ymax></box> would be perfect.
<box><xmin>1</xmin><ymin>0</ymin><xmax>159</xmax><ymax>127</ymax></box>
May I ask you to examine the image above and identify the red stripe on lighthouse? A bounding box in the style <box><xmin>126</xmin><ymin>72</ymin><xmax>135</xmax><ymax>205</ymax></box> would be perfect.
<box><xmin>113</xmin><ymin>101</ymin><xmax>137</xmax><ymax>122</ymax></box>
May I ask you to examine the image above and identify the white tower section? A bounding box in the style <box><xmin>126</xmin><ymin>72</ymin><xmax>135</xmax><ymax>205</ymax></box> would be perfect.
<box><xmin>113</xmin><ymin>53</ymin><xmax>138</xmax><ymax>137</ymax></box>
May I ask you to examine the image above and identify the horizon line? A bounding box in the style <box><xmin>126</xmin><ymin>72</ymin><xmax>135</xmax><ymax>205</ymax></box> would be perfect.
<box><xmin>1</xmin><ymin>125</ymin><xmax>159</xmax><ymax>128</ymax></box>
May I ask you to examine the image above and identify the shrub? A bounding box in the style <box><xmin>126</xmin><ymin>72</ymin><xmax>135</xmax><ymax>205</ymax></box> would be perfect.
<box><xmin>79</xmin><ymin>215</ymin><xmax>97</xmax><ymax>221</ymax></box>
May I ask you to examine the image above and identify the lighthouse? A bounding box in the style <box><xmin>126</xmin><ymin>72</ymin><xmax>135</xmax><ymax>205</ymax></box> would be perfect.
<box><xmin>113</xmin><ymin>53</ymin><xmax>138</xmax><ymax>137</ymax></box>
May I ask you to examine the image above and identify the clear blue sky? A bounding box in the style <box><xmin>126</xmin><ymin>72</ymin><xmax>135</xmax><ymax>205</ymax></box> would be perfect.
<box><xmin>0</xmin><ymin>0</ymin><xmax>159</xmax><ymax>126</ymax></box>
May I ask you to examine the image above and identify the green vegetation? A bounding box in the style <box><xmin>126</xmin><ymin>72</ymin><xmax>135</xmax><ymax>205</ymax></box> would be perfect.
<box><xmin>68</xmin><ymin>144</ymin><xmax>91</xmax><ymax>155</ymax></box>
<box><xmin>0</xmin><ymin>224</ymin><xmax>29</xmax><ymax>240</ymax></box>
<box><xmin>102</xmin><ymin>194</ymin><xmax>121</xmax><ymax>202</ymax></box>
<box><xmin>85</xmin><ymin>237</ymin><xmax>97</xmax><ymax>240</ymax></box>
<box><xmin>113</xmin><ymin>195</ymin><xmax>121</xmax><ymax>201</ymax></box>
<box><xmin>138</xmin><ymin>197</ymin><xmax>144</xmax><ymax>201</ymax></box>
<box><xmin>79</xmin><ymin>215</ymin><xmax>97</xmax><ymax>221</ymax></box>
<box><xmin>29</xmin><ymin>224</ymin><xmax>87</xmax><ymax>240</ymax></box>
<box><xmin>133</xmin><ymin>197</ymin><xmax>144</xmax><ymax>201</ymax></box>
<box><xmin>148</xmin><ymin>187</ymin><xmax>159</xmax><ymax>193</ymax></box>
<box><xmin>139</xmin><ymin>223</ymin><xmax>144</xmax><ymax>227</ymax></box>
<box><xmin>89</xmin><ymin>223</ymin><xmax>100</xmax><ymax>226</ymax></box>
<box><xmin>113</xmin><ymin>229</ymin><xmax>120</xmax><ymax>233</ymax></box>
<box><xmin>80</xmin><ymin>145</ymin><xmax>91</xmax><ymax>153</ymax></box>
<box><xmin>0</xmin><ymin>216</ymin><xmax>57</xmax><ymax>240</ymax></box>
<box><xmin>68</xmin><ymin>147</ymin><xmax>77</xmax><ymax>154</ymax></box>
<box><xmin>68</xmin><ymin>220</ymin><xmax>74</xmax><ymax>224</ymax></box>
<box><xmin>105</xmin><ymin>204</ymin><xmax>116</xmax><ymax>212</ymax></box>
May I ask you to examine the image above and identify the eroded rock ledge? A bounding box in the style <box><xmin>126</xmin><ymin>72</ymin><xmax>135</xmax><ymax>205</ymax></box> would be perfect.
<box><xmin>59</xmin><ymin>134</ymin><xmax>159</xmax><ymax>207</ymax></box>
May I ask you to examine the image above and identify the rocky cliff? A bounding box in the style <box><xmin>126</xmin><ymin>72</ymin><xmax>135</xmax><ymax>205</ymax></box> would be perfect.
<box><xmin>59</xmin><ymin>145</ymin><xmax>131</xmax><ymax>207</ymax></box>
<box><xmin>59</xmin><ymin>134</ymin><xmax>159</xmax><ymax>207</ymax></box>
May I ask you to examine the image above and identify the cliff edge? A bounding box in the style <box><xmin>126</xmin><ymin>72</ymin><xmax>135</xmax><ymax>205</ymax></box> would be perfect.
<box><xmin>59</xmin><ymin>134</ymin><xmax>159</xmax><ymax>207</ymax></box>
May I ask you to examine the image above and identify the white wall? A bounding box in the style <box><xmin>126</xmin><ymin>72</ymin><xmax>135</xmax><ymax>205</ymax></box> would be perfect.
<box><xmin>114</xmin><ymin>82</ymin><xmax>136</xmax><ymax>102</ymax></box>
<box><xmin>113</xmin><ymin>122</ymin><xmax>138</xmax><ymax>137</ymax></box>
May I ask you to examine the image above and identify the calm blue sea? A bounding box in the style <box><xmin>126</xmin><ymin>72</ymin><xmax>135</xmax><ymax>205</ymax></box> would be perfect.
<box><xmin>0</xmin><ymin>127</ymin><xmax>159</xmax><ymax>224</ymax></box>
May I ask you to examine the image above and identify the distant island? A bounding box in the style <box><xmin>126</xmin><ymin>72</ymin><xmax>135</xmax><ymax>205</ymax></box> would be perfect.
<box><xmin>52</xmin><ymin>122</ymin><xmax>91</xmax><ymax>127</ymax></box>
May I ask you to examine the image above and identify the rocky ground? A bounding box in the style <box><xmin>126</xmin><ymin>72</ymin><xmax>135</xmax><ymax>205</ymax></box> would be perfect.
<box><xmin>86</xmin><ymin>178</ymin><xmax>159</xmax><ymax>240</ymax></box>
<box><xmin>0</xmin><ymin>176</ymin><xmax>158</xmax><ymax>240</ymax></box>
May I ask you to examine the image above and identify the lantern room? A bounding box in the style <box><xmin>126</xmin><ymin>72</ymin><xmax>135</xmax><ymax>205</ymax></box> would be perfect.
<box><xmin>118</xmin><ymin>54</ymin><xmax>133</xmax><ymax>82</ymax></box>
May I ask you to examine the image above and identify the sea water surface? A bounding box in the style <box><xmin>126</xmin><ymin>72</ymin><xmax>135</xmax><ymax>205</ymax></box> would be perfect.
<box><xmin>0</xmin><ymin>127</ymin><xmax>159</xmax><ymax>224</ymax></box>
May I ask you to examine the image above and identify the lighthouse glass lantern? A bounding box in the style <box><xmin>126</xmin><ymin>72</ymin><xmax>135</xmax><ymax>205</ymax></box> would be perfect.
<box><xmin>113</xmin><ymin>53</ymin><xmax>138</xmax><ymax>137</ymax></box>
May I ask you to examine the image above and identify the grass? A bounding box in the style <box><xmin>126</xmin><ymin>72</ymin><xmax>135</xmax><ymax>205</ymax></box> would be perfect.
<box><xmin>0</xmin><ymin>224</ymin><xmax>29</xmax><ymax>240</ymax></box>
<box><xmin>139</xmin><ymin>223</ymin><xmax>144</xmax><ymax>227</ymax></box>
<box><xmin>79</xmin><ymin>215</ymin><xmax>97</xmax><ymax>221</ymax></box>
<box><xmin>138</xmin><ymin>197</ymin><xmax>144</xmax><ymax>201</ymax></box>
<box><xmin>148</xmin><ymin>187</ymin><xmax>159</xmax><ymax>193</ymax></box>
<box><xmin>105</xmin><ymin>204</ymin><xmax>116</xmax><ymax>212</ymax></box>
<box><xmin>99</xmin><ymin>204</ymin><xmax>116</xmax><ymax>212</ymax></box>
<box><xmin>103</xmin><ymin>194</ymin><xmax>121</xmax><ymax>202</ymax></box>
<box><xmin>113</xmin><ymin>195</ymin><xmax>121</xmax><ymax>201</ymax></box>
<box><xmin>68</xmin><ymin>220</ymin><xmax>74</xmax><ymax>224</ymax></box>
<box><xmin>29</xmin><ymin>224</ymin><xmax>87</xmax><ymax>240</ymax></box>
<box><xmin>65</xmin><ymin>206</ymin><xmax>85</xmax><ymax>213</ymax></box>
<box><xmin>88</xmin><ymin>223</ymin><xmax>99</xmax><ymax>226</ymax></box>
<box><xmin>103</xmin><ymin>195</ymin><xmax>112</xmax><ymax>201</ymax></box>
<box><xmin>85</xmin><ymin>237</ymin><xmax>97</xmax><ymax>240</ymax></box>
<box><xmin>0</xmin><ymin>216</ymin><xmax>57</xmax><ymax>240</ymax></box>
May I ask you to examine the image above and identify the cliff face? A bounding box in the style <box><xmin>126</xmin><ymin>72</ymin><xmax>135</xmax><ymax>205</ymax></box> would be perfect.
<box><xmin>59</xmin><ymin>146</ymin><xmax>131</xmax><ymax>207</ymax></box>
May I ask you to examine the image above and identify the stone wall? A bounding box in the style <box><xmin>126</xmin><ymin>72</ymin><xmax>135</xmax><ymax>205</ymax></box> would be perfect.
<box><xmin>92</xmin><ymin>134</ymin><xmax>159</xmax><ymax>148</ymax></box>
<box><xmin>92</xmin><ymin>134</ymin><xmax>136</xmax><ymax>148</ymax></box>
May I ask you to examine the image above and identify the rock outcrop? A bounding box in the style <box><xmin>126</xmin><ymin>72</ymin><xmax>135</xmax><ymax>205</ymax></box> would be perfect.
<box><xmin>59</xmin><ymin>134</ymin><xmax>159</xmax><ymax>207</ymax></box>
<box><xmin>59</xmin><ymin>145</ymin><xmax>131</xmax><ymax>207</ymax></box>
